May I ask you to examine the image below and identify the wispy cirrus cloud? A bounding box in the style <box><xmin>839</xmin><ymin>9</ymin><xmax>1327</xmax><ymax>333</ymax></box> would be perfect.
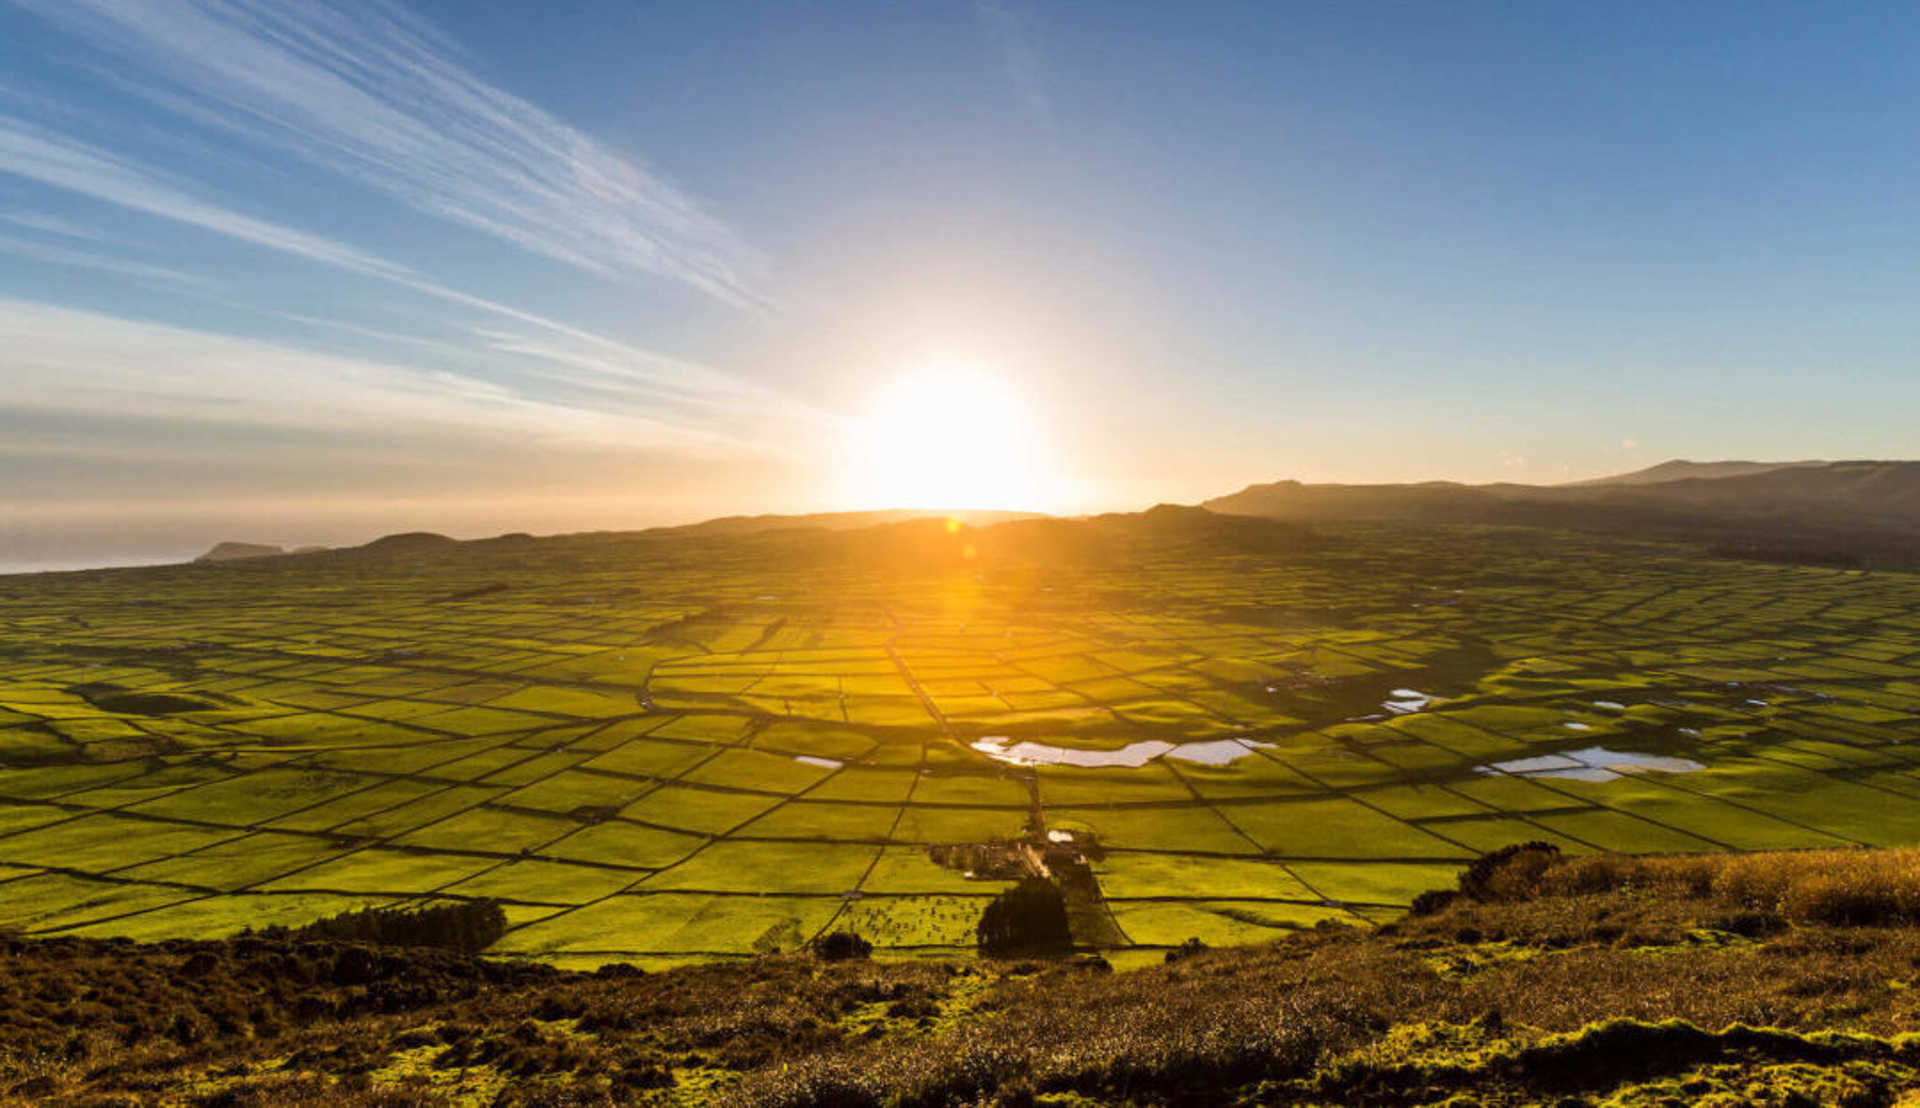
<box><xmin>6</xmin><ymin>0</ymin><xmax>765</xmax><ymax>308</ymax></box>
<box><xmin>0</xmin><ymin>296</ymin><xmax>741</xmax><ymax>451</ymax></box>
<box><xmin>0</xmin><ymin>113</ymin><xmax>814</xmax><ymax>427</ymax></box>
<box><xmin>0</xmin><ymin>0</ymin><xmax>816</xmax><ymax>560</ymax></box>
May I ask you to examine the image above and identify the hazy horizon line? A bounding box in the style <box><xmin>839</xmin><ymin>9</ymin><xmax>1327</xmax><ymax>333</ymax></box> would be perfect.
<box><xmin>2</xmin><ymin>453</ymin><xmax>1876</xmax><ymax>577</ymax></box>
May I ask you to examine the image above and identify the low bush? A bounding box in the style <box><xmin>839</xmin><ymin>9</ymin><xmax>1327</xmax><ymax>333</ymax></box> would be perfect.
<box><xmin>1163</xmin><ymin>937</ymin><xmax>1208</xmax><ymax>964</ymax></box>
<box><xmin>1458</xmin><ymin>842</ymin><xmax>1561</xmax><ymax>902</ymax></box>
<box><xmin>810</xmin><ymin>930</ymin><xmax>873</xmax><ymax>962</ymax></box>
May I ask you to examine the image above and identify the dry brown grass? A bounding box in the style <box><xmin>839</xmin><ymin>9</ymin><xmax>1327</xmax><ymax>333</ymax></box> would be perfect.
<box><xmin>14</xmin><ymin>848</ymin><xmax>1920</xmax><ymax>1105</ymax></box>
<box><xmin>1531</xmin><ymin>847</ymin><xmax>1920</xmax><ymax>926</ymax></box>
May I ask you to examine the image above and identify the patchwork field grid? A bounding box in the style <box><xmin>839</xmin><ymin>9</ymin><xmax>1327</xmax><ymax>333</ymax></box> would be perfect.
<box><xmin>3</xmin><ymin>524</ymin><xmax>1919</xmax><ymax>966</ymax></box>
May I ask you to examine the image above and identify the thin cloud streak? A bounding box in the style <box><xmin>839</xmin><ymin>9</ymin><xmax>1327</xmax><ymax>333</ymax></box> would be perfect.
<box><xmin>474</xmin><ymin>329</ymin><xmax>797</xmax><ymax>416</ymax></box>
<box><xmin>0</xmin><ymin>210</ymin><xmax>120</xmax><ymax>241</ymax></box>
<box><xmin>975</xmin><ymin>0</ymin><xmax>1051</xmax><ymax>124</ymax></box>
<box><xmin>0</xmin><ymin>115</ymin><xmax>411</xmax><ymax>279</ymax></box>
<box><xmin>0</xmin><ymin>230</ymin><xmax>210</xmax><ymax>287</ymax></box>
<box><xmin>252</xmin><ymin>308</ymin><xmax>478</xmax><ymax>357</ymax></box>
<box><xmin>7</xmin><ymin>0</ymin><xmax>766</xmax><ymax>308</ymax></box>
<box><xmin>0</xmin><ymin>297</ymin><xmax>752</xmax><ymax>453</ymax></box>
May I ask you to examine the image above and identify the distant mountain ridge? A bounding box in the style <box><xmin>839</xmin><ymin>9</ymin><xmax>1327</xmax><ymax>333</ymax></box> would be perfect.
<box><xmin>194</xmin><ymin>541</ymin><xmax>330</xmax><ymax>563</ymax></box>
<box><xmin>1203</xmin><ymin>460</ymin><xmax>1920</xmax><ymax>565</ymax></box>
<box><xmin>180</xmin><ymin>506</ymin><xmax>1294</xmax><ymax>579</ymax></box>
<box><xmin>356</xmin><ymin>532</ymin><xmax>457</xmax><ymax>555</ymax></box>
<box><xmin>194</xmin><ymin>542</ymin><xmax>285</xmax><ymax>563</ymax></box>
<box><xmin>651</xmin><ymin>508</ymin><xmax>1047</xmax><ymax>538</ymax></box>
<box><xmin>183</xmin><ymin>462</ymin><xmax>1920</xmax><ymax>576</ymax></box>
<box><xmin>187</xmin><ymin>513</ymin><xmax>1048</xmax><ymax>569</ymax></box>
<box><xmin>1564</xmin><ymin>458</ymin><xmax>1828</xmax><ymax>487</ymax></box>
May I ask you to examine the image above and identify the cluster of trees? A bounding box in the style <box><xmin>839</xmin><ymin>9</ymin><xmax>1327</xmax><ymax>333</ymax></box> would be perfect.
<box><xmin>255</xmin><ymin>899</ymin><xmax>507</xmax><ymax>954</ymax></box>
<box><xmin>977</xmin><ymin>877</ymin><xmax>1072</xmax><ymax>956</ymax></box>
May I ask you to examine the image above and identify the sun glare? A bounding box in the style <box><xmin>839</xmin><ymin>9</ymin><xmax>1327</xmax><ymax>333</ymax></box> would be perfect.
<box><xmin>839</xmin><ymin>365</ymin><xmax>1059</xmax><ymax>512</ymax></box>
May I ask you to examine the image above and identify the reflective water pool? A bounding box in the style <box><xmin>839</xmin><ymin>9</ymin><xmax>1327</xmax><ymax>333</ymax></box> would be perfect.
<box><xmin>1478</xmin><ymin>745</ymin><xmax>1705</xmax><ymax>782</ymax></box>
<box><xmin>970</xmin><ymin>735</ymin><xmax>1271</xmax><ymax>768</ymax></box>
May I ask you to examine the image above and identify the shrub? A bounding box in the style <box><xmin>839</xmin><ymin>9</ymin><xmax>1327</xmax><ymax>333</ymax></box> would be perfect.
<box><xmin>810</xmin><ymin>931</ymin><xmax>873</xmax><ymax>962</ymax></box>
<box><xmin>1458</xmin><ymin>842</ymin><xmax>1562</xmax><ymax>903</ymax></box>
<box><xmin>1164</xmin><ymin>937</ymin><xmax>1209</xmax><ymax>964</ymax></box>
<box><xmin>1780</xmin><ymin>870</ymin><xmax>1913</xmax><ymax>927</ymax></box>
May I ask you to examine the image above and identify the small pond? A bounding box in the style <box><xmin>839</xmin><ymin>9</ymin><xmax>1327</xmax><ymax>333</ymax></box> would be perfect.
<box><xmin>1478</xmin><ymin>745</ymin><xmax>1705</xmax><ymax>782</ymax></box>
<box><xmin>1383</xmin><ymin>688</ymin><xmax>1434</xmax><ymax>714</ymax></box>
<box><xmin>970</xmin><ymin>735</ymin><xmax>1271</xmax><ymax>768</ymax></box>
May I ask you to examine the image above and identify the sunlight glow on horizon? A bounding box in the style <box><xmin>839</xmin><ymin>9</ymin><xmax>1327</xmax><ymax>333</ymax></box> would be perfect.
<box><xmin>836</xmin><ymin>363</ymin><xmax>1068</xmax><ymax>513</ymax></box>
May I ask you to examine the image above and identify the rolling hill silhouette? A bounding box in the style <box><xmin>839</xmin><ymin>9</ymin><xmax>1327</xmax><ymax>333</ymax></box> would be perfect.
<box><xmin>1563</xmin><ymin>458</ymin><xmax>1827</xmax><ymax>487</ymax></box>
<box><xmin>1204</xmin><ymin>460</ymin><xmax>1920</xmax><ymax>566</ymax></box>
<box><xmin>648</xmin><ymin>508</ymin><xmax>1047</xmax><ymax>538</ymax></box>
<box><xmin>193</xmin><ymin>541</ymin><xmax>285</xmax><ymax>563</ymax></box>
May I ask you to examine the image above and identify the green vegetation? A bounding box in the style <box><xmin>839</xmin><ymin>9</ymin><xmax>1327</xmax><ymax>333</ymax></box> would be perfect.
<box><xmin>2</xmin><ymin>515</ymin><xmax>1920</xmax><ymax>963</ymax></box>
<box><xmin>12</xmin><ymin>846</ymin><xmax>1920</xmax><ymax>1104</ymax></box>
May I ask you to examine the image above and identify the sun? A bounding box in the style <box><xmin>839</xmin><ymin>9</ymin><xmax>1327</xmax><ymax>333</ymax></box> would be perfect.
<box><xmin>838</xmin><ymin>365</ymin><xmax>1059</xmax><ymax>511</ymax></box>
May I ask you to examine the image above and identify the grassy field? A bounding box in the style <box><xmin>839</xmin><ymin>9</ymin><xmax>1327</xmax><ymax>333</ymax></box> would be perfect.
<box><xmin>2</xmin><ymin>517</ymin><xmax>1919</xmax><ymax>964</ymax></box>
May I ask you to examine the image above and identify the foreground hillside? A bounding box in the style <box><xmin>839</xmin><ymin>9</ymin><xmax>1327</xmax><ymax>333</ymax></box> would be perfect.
<box><xmin>11</xmin><ymin>845</ymin><xmax>1920</xmax><ymax>1105</ymax></box>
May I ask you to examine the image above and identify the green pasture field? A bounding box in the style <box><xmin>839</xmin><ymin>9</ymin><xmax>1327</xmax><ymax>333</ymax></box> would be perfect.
<box><xmin>2</xmin><ymin>521</ymin><xmax>1919</xmax><ymax>963</ymax></box>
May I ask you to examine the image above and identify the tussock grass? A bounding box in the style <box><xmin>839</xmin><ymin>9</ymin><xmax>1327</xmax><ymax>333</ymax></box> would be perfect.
<box><xmin>1530</xmin><ymin>847</ymin><xmax>1920</xmax><ymax>927</ymax></box>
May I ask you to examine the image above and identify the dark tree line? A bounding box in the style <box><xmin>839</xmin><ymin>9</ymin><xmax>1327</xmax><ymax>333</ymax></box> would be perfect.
<box><xmin>252</xmin><ymin>899</ymin><xmax>507</xmax><ymax>954</ymax></box>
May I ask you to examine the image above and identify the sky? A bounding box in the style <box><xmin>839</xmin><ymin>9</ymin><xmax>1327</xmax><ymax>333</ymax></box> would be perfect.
<box><xmin>3</xmin><ymin>0</ymin><xmax>1919</xmax><ymax>570</ymax></box>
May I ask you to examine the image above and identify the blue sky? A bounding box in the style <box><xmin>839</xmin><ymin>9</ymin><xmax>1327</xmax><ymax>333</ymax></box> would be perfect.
<box><xmin>2</xmin><ymin>0</ymin><xmax>1918</xmax><ymax>568</ymax></box>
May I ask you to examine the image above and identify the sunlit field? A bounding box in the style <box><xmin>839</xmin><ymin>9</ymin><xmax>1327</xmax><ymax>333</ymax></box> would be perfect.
<box><xmin>3</xmin><ymin>519</ymin><xmax>1918</xmax><ymax>969</ymax></box>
